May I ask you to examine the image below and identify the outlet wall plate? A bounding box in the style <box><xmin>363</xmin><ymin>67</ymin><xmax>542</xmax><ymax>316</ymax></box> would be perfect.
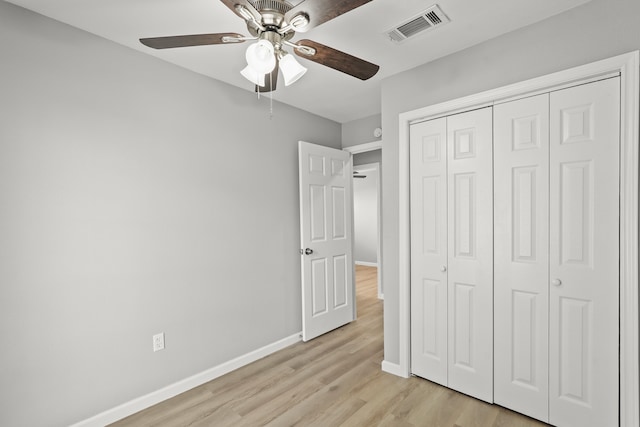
<box><xmin>153</xmin><ymin>332</ymin><xmax>165</xmax><ymax>352</ymax></box>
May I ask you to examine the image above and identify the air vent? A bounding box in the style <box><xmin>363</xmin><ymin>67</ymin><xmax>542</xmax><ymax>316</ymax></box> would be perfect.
<box><xmin>386</xmin><ymin>5</ymin><xmax>450</xmax><ymax>43</ymax></box>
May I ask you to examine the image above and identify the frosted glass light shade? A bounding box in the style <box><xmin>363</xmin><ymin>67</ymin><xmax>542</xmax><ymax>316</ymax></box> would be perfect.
<box><xmin>240</xmin><ymin>65</ymin><xmax>266</xmax><ymax>87</ymax></box>
<box><xmin>279</xmin><ymin>54</ymin><xmax>307</xmax><ymax>86</ymax></box>
<box><xmin>245</xmin><ymin>40</ymin><xmax>276</xmax><ymax>74</ymax></box>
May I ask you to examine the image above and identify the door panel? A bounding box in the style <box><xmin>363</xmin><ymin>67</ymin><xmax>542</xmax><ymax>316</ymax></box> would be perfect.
<box><xmin>299</xmin><ymin>141</ymin><xmax>354</xmax><ymax>341</ymax></box>
<box><xmin>410</xmin><ymin>117</ymin><xmax>448</xmax><ymax>386</ymax></box>
<box><xmin>494</xmin><ymin>93</ymin><xmax>550</xmax><ymax>421</ymax></box>
<box><xmin>558</xmin><ymin>296</ymin><xmax>591</xmax><ymax>403</ymax></box>
<box><xmin>310</xmin><ymin>185</ymin><xmax>326</xmax><ymax>241</ymax></box>
<box><xmin>453</xmin><ymin>173</ymin><xmax>476</xmax><ymax>258</ymax></box>
<box><xmin>332</xmin><ymin>187</ymin><xmax>347</xmax><ymax>239</ymax></box>
<box><xmin>452</xmin><ymin>281</ymin><xmax>475</xmax><ymax>369</ymax></box>
<box><xmin>549</xmin><ymin>77</ymin><xmax>620</xmax><ymax>427</ymax></box>
<box><xmin>333</xmin><ymin>255</ymin><xmax>348</xmax><ymax>308</ymax></box>
<box><xmin>447</xmin><ymin>107</ymin><xmax>493</xmax><ymax>403</ymax></box>
<box><xmin>559</xmin><ymin>161</ymin><xmax>593</xmax><ymax>266</ymax></box>
<box><xmin>311</xmin><ymin>258</ymin><xmax>328</xmax><ymax>315</ymax></box>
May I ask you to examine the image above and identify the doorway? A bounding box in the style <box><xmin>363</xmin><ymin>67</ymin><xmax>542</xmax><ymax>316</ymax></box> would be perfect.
<box><xmin>352</xmin><ymin>161</ymin><xmax>382</xmax><ymax>299</ymax></box>
<box><xmin>344</xmin><ymin>141</ymin><xmax>383</xmax><ymax>300</ymax></box>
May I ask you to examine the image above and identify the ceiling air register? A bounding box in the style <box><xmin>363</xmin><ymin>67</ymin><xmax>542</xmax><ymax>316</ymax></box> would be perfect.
<box><xmin>386</xmin><ymin>4</ymin><xmax>450</xmax><ymax>43</ymax></box>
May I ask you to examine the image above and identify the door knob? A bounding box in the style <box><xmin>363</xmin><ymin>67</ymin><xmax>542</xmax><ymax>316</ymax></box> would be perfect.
<box><xmin>304</xmin><ymin>248</ymin><xmax>313</xmax><ymax>255</ymax></box>
<box><xmin>551</xmin><ymin>278</ymin><xmax>562</xmax><ymax>286</ymax></box>
<box><xmin>440</xmin><ymin>266</ymin><xmax>447</xmax><ymax>272</ymax></box>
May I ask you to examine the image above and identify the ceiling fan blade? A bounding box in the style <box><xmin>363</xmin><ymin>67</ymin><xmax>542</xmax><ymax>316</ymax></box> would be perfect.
<box><xmin>294</xmin><ymin>39</ymin><xmax>379</xmax><ymax>80</ymax></box>
<box><xmin>219</xmin><ymin>0</ymin><xmax>262</xmax><ymax>22</ymax></box>
<box><xmin>285</xmin><ymin>0</ymin><xmax>372</xmax><ymax>32</ymax></box>
<box><xmin>256</xmin><ymin>61</ymin><xmax>279</xmax><ymax>93</ymax></box>
<box><xmin>140</xmin><ymin>33</ymin><xmax>245</xmax><ymax>49</ymax></box>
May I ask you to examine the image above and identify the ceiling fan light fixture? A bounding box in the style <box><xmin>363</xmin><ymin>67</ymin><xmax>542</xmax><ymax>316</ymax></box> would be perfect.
<box><xmin>279</xmin><ymin>53</ymin><xmax>307</xmax><ymax>86</ymax></box>
<box><xmin>240</xmin><ymin>64</ymin><xmax>266</xmax><ymax>87</ymax></box>
<box><xmin>246</xmin><ymin>39</ymin><xmax>276</xmax><ymax>74</ymax></box>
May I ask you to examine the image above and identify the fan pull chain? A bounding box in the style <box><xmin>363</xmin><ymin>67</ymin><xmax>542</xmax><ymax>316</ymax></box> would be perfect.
<box><xmin>269</xmin><ymin>73</ymin><xmax>274</xmax><ymax>119</ymax></box>
<box><xmin>254</xmin><ymin>74</ymin><xmax>274</xmax><ymax>118</ymax></box>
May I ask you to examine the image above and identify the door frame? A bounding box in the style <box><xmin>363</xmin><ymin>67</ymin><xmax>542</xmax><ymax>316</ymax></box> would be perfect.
<box><xmin>395</xmin><ymin>51</ymin><xmax>639</xmax><ymax>426</ymax></box>
<box><xmin>344</xmin><ymin>140</ymin><xmax>383</xmax><ymax>299</ymax></box>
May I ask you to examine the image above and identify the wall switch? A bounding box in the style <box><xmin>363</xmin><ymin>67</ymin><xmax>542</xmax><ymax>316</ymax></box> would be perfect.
<box><xmin>153</xmin><ymin>332</ymin><xmax>165</xmax><ymax>352</ymax></box>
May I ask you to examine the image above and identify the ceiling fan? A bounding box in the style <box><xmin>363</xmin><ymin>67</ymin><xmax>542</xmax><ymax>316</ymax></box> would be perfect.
<box><xmin>139</xmin><ymin>0</ymin><xmax>380</xmax><ymax>93</ymax></box>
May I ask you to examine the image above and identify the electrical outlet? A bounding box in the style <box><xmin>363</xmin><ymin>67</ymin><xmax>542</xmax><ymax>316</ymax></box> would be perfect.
<box><xmin>153</xmin><ymin>332</ymin><xmax>165</xmax><ymax>352</ymax></box>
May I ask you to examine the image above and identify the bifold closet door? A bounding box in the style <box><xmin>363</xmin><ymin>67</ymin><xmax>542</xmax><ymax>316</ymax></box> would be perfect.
<box><xmin>494</xmin><ymin>77</ymin><xmax>620</xmax><ymax>427</ymax></box>
<box><xmin>548</xmin><ymin>77</ymin><xmax>619</xmax><ymax>427</ymax></box>
<box><xmin>446</xmin><ymin>108</ymin><xmax>493</xmax><ymax>403</ymax></box>
<box><xmin>494</xmin><ymin>93</ymin><xmax>550</xmax><ymax>422</ymax></box>
<box><xmin>410</xmin><ymin>107</ymin><xmax>493</xmax><ymax>403</ymax></box>
<box><xmin>410</xmin><ymin>117</ymin><xmax>448</xmax><ymax>386</ymax></box>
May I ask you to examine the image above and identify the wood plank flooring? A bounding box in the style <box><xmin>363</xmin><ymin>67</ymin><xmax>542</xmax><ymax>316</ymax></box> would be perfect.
<box><xmin>111</xmin><ymin>265</ymin><xmax>550</xmax><ymax>427</ymax></box>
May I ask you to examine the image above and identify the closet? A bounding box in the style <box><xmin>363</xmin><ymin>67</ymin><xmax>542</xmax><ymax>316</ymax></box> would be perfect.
<box><xmin>409</xmin><ymin>77</ymin><xmax>620</xmax><ymax>427</ymax></box>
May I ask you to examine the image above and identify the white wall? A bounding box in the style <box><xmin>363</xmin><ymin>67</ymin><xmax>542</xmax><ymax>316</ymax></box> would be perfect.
<box><xmin>353</xmin><ymin>165</ymin><xmax>379</xmax><ymax>265</ymax></box>
<box><xmin>380</xmin><ymin>0</ymin><xmax>640</xmax><ymax>365</ymax></box>
<box><xmin>0</xmin><ymin>2</ymin><xmax>341</xmax><ymax>426</ymax></box>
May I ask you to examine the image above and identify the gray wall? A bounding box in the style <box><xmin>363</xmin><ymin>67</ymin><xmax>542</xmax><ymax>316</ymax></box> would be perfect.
<box><xmin>0</xmin><ymin>2</ymin><xmax>341</xmax><ymax>426</ymax></box>
<box><xmin>353</xmin><ymin>166</ymin><xmax>379</xmax><ymax>265</ymax></box>
<box><xmin>353</xmin><ymin>149</ymin><xmax>381</xmax><ymax>167</ymax></box>
<box><xmin>342</xmin><ymin>114</ymin><xmax>382</xmax><ymax>147</ymax></box>
<box><xmin>380</xmin><ymin>0</ymin><xmax>640</xmax><ymax>365</ymax></box>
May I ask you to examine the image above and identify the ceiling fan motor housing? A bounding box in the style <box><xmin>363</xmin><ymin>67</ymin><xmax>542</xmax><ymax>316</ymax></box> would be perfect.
<box><xmin>246</xmin><ymin>0</ymin><xmax>293</xmax><ymax>34</ymax></box>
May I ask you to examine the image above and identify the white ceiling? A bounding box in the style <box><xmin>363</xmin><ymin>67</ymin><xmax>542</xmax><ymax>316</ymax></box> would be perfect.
<box><xmin>7</xmin><ymin>0</ymin><xmax>590</xmax><ymax>123</ymax></box>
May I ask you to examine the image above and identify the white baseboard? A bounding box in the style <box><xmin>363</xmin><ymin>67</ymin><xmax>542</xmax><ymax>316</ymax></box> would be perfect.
<box><xmin>377</xmin><ymin>293</ymin><xmax>384</xmax><ymax>300</ymax></box>
<box><xmin>71</xmin><ymin>332</ymin><xmax>302</xmax><ymax>427</ymax></box>
<box><xmin>354</xmin><ymin>261</ymin><xmax>378</xmax><ymax>267</ymax></box>
<box><xmin>381</xmin><ymin>360</ymin><xmax>409</xmax><ymax>378</ymax></box>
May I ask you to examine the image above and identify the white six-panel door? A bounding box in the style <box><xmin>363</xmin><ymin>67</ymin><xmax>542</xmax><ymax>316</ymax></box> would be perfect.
<box><xmin>298</xmin><ymin>141</ymin><xmax>355</xmax><ymax>342</ymax></box>
<box><xmin>494</xmin><ymin>93</ymin><xmax>551</xmax><ymax>421</ymax></box>
<box><xmin>548</xmin><ymin>78</ymin><xmax>619</xmax><ymax>427</ymax></box>
<box><xmin>410</xmin><ymin>107</ymin><xmax>493</xmax><ymax>403</ymax></box>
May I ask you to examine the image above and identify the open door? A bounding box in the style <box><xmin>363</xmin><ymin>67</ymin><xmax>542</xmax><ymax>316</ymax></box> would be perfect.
<box><xmin>298</xmin><ymin>141</ymin><xmax>355</xmax><ymax>341</ymax></box>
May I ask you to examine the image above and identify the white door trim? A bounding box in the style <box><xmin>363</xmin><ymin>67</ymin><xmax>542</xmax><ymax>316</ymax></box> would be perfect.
<box><xmin>396</xmin><ymin>51</ymin><xmax>639</xmax><ymax>427</ymax></box>
<box><xmin>343</xmin><ymin>140</ymin><xmax>382</xmax><ymax>154</ymax></box>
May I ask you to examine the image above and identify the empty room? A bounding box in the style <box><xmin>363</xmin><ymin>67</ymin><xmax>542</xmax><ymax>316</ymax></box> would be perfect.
<box><xmin>1</xmin><ymin>0</ymin><xmax>639</xmax><ymax>426</ymax></box>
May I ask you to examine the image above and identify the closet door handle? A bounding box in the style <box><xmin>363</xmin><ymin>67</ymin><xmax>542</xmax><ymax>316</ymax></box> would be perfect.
<box><xmin>440</xmin><ymin>266</ymin><xmax>447</xmax><ymax>272</ymax></box>
<box><xmin>551</xmin><ymin>278</ymin><xmax>562</xmax><ymax>286</ymax></box>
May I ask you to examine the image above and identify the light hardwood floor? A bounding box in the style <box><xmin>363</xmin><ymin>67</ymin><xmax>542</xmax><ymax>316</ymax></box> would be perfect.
<box><xmin>111</xmin><ymin>265</ymin><xmax>550</xmax><ymax>427</ymax></box>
